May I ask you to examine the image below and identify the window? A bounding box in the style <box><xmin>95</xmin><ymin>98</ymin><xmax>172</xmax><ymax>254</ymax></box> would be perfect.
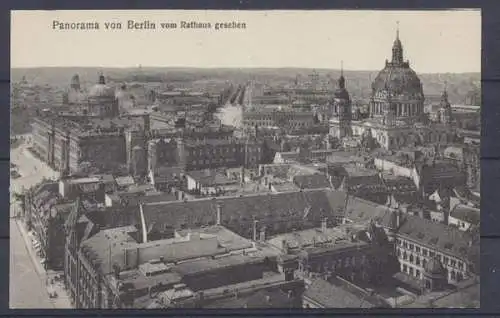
<box><xmin>403</xmin><ymin>264</ymin><xmax>408</xmax><ymax>273</ymax></box>
<box><xmin>409</xmin><ymin>255</ymin><xmax>414</xmax><ymax>263</ymax></box>
<box><xmin>415</xmin><ymin>246</ymin><xmax>421</xmax><ymax>254</ymax></box>
<box><xmin>443</xmin><ymin>256</ymin><xmax>449</xmax><ymax>265</ymax></box>
<box><xmin>422</xmin><ymin>249</ymin><xmax>428</xmax><ymax>257</ymax></box>
<box><xmin>416</xmin><ymin>257</ymin><xmax>421</xmax><ymax>266</ymax></box>
<box><xmin>409</xmin><ymin>267</ymin><xmax>414</xmax><ymax>276</ymax></box>
<box><xmin>403</xmin><ymin>252</ymin><xmax>408</xmax><ymax>261</ymax></box>
<box><xmin>416</xmin><ymin>269</ymin><xmax>421</xmax><ymax>278</ymax></box>
<box><xmin>409</xmin><ymin>244</ymin><xmax>414</xmax><ymax>251</ymax></box>
<box><xmin>458</xmin><ymin>262</ymin><xmax>464</xmax><ymax>270</ymax></box>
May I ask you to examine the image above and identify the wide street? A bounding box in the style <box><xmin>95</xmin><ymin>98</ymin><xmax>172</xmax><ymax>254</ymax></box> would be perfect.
<box><xmin>9</xmin><ymin>139</ymin><xmax>61</xmax><ymax>308</ymax></box>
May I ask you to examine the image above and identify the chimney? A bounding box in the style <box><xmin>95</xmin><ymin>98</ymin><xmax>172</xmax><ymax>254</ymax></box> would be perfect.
<box><xmin>216</xmin><ymin>203</ymin><xmax>222</xmax><ymax>225</ymax></box>
<box><xmin>418</xmin><ymin>208</ymin><xmax>425</xmax><ymax>220</ymax></box>
<box><xmin>266</xmin><ymin>295</ymin><xmax>271</xmax><ymax>304</ymax></box>
<box><xmin>321</xmin><ymin>217</ymin><xmax>328</xmax><ymax>232</ymax></box>
<box><xmin>282</xmin><ymin>239</ymin><xmax>289</xmax><ymax>254</ymax></box>
<box><xmin>260</xmin><ymin>226</ymin><xmax>266</xmax><ymax>242</ymax></box>
<box><xmin>396</xmin><ymin>210</ymin><xmax>401</xmax><ymax>228</ymax></box>
<box><xmin>443</xmin><ymin>206</ymin><xmax>450</xmax><ymax>226</ymax></box>
<box><xmin>253</xmin><ymin>220</ymin><xmax>259</xmax><ymax>241</ymax></box>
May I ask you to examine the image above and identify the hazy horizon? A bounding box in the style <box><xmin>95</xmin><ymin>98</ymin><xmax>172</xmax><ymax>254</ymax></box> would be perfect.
<box><xmin>10</xmin><ymin>66</ymin><xmax>480</xmax><ymax>75</ymax></box>
<box><xmin>12</xmin><ymin>10</ymin><xmax>481</xmax><ymax>73</ymax></box>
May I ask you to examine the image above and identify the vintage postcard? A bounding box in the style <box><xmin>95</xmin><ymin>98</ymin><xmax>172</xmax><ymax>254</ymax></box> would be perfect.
<box><xmin>10</xmin><ymin>10</ymin><xmax>480</xmax><ymax>309</ymax></box>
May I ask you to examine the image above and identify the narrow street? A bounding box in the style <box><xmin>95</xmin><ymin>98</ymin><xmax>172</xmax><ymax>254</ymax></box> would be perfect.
<box><xmin>9</xmin><ymin>138</ymin><xmax>69</xmax><ymax>308</ymax></box>
<box><xmin>9</xmin><ymin>218</ymin><xmax>53</xmax><ymax>308</ymax></box>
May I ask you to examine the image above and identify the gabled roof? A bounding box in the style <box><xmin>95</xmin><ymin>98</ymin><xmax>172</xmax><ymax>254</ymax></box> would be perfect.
<box><xmin>141</xmin><ymin>189</ymin><xmax>348</xmax><ymax>235</ymax></box>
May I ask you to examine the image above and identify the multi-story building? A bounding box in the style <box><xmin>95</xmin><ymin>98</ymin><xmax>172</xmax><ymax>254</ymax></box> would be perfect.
<box><xmin>391</xmin><ymin>212</ymin><xmax>479</xmax><ymax>288</ymax></box>
<box><xmin>65</xmin><ymin>221</ymin><xmax>304</xmax><ymax>309</ymax></box>
<box><xmin>242</xmin><ymin>107</ymin><xmax>315</xmax><ymax>131</ymax></box>
<box><xmin>148</xmin><ymin>137</ymin><xmax>263</xmax><ymax>173</ymax></box>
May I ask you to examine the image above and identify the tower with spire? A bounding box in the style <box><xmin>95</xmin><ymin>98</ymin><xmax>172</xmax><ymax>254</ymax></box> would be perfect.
<box><xmin>391</xmin><ymin>21</ymin><xmax>404</xmax><ymax>65</ymax></box>
<box><xmin>439</xmin><ymin>81</ymin><xmax>453</xmax><ymax>125</ymax></box>
<box><xmin>329</xmin><ymin>61</ymin><xmax>352</xmax><ymax>139</ymax></box>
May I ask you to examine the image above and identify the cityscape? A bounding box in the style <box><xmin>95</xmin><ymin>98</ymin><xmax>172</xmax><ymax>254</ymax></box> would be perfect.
<box><xmin>10</xmin><ymin>11</ymin><xmax>480</xmax><ymax>309</ymax></box>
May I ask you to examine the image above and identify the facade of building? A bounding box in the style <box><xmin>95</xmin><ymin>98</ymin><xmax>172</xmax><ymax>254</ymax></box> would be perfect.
<box><xmin>242</xmin><ymin>107</ymin><xmax>316</xmax><ymax>131</ymax></box>
<box><xmin>390</xmin><ymin>212</ymin><xmax>479</xmax><ymax>287</ymax></box>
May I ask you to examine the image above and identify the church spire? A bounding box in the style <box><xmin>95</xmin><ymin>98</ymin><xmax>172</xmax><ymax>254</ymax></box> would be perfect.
<box><xmin>98</xmin><ymin>71</ymin><xmax>106</xmax><ymax>85</ymax></box>
<box><xmin>338</xmin><ymin>60</ymin><xmax>346</xmax><ymax>89</ymax></box>
<box><xmin>392</xmin><ymin>21</ymin><xmax>404</xmax><ymax>65</ymax></box>
<box><xmin>396</xmin><ymin>20</ymin><xmax>400</xmax><ymax>40</ymax></box>
<box><xmin>441</xmin><ymin>80</ymin><xmax>449</xmax><ymax>104</ymax></box>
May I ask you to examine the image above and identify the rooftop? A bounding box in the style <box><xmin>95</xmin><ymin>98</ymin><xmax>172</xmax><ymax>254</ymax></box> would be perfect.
<box><xmin>141</xmin><ymin>189</ymin><xmax>348</xmax><ymax>237</ymax></box>
<box><xmin>450</xmin><ymin>205</ymin><xmax>480</xmax><ymax>225</ymax></box>
<box><xmin>175</xmin><ymin>253</ymin><xmax>264</xmax><ymax>277</ymax></box>
<box><xmin>187</xmin><ymin>170</ymin><xmax>238</xmax><ymax>187</ymax></box>
<box><xmin>304</xmin><ymin>278</ymin><xmax>380</xmax><ymax>308</ymax></box>
<box><xmin>397</xmin><ymin>213</ymin><xmax>479</xmax><ymax>263</ymax></box>
<box><xmin>293</xmin><ymin>174</ymin><xmax>331</xmax><ymax>190</ymax></box>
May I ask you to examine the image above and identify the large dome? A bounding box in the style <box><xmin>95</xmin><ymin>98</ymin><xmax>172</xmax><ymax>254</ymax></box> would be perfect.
<box><xmin>372</xmin><ymin>64</ymin><xmax>423</xmax><ymax>97</ymax></box>
<box><xmin>371</xmin><ymin>27</ymin><xmax>424</xmax><ymax>99</ymax></box>
<box><xmin>88</xmin><ymin>74</ymin><xmax>115</xmax><ymax>98</ymax></box>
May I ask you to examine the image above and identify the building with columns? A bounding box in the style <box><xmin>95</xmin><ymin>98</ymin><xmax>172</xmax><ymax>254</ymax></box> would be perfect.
<box><xmin>330</xmin><ymin>26</ymin><xmax>456</xmax><ymax>151</ymax></box>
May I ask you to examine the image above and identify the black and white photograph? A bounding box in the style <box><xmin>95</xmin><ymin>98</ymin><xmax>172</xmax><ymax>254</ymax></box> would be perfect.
<box><xmin>10</xmin><ymin>10</ymin><xmax>481</xmax><ymax>309</ymax></box>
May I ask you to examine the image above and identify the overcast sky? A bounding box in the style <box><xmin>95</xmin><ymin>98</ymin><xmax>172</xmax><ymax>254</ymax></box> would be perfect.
<box><xmin>11</xmin><ymin>10</ymin><xmax>481</xmax><ymax>73</ymax></box>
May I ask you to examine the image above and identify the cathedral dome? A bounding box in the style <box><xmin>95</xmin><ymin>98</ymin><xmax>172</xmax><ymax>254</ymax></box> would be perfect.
<box><xmin>88</xmin><ymin>74</ymin><xmax>115</xmax><ymax>98</ymax></box>
<box><xmin>371</xmin><ymin>27</ymin><xmax>424</xmax><ymax>99</ymax></box>
<box><xmin>371</xmin><ymin>65</ymin><xmax>423</xmax><ymax>98</ymax></box>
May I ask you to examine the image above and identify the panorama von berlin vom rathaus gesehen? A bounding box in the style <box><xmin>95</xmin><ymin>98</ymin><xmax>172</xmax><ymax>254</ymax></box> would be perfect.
<box><xmin>10</xmin><ymin>25</ymin><xmax>480</xmax><ymax>309</ymax></box>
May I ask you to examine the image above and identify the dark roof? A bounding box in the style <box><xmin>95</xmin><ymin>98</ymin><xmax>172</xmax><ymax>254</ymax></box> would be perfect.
<box><xmin>113</xmin><ymin>191</ymin><xmax>177</xmax><ymax>206</ymax></box>
<box><xmin>173</xmin><ymin>254</ymin><xmax>264</xmax><ymax>276</ymax></box>
<box><xmin>293</xmin><ymin>175</ymin><xmax>331</xmax><ymax>190</ymax></box>
<box><xmin>152</xmin><ymin>166</ymin><xmax>185</xmax><ymax>184</ymax></box>
<box><xmin>450</xmin><ymin>205</ymin><xmax>480</xmax><ymax>225</ymax></box>
<box><xmin>397</xmin><ymin>214</ymin><xmax>478</xmax><ymax>262</ymax></box>
<box><xmin>304</xmin><ymin>278</ymin><xmax>378</xmax><ymax>308</ymax></box>
<box><xmin>142</xmin><ymin>189</ymin><xmax>348</xmax><ymax>234</ymax></box>
<box><xmin>204</xmin><ymin>288</ymin><xmax>295</xmax><ymax>308</ymax></box>
<box><xmin>344</xmin><ymin>196</ymin><xmax>391</xmax><ymax>225</ymax></box>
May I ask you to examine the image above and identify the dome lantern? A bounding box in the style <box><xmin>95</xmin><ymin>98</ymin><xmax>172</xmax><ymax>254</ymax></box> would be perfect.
<box><xmin>392</xmin><ymin>21</ymin><xmax>404</xmax><ymax>65</ymax></box>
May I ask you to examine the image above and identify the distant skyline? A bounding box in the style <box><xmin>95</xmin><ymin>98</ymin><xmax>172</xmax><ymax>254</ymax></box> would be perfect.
<box><xmin>12</xmin><ymin>10</ymin><xmax>481</xmax><ymax>73</ymax></box>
